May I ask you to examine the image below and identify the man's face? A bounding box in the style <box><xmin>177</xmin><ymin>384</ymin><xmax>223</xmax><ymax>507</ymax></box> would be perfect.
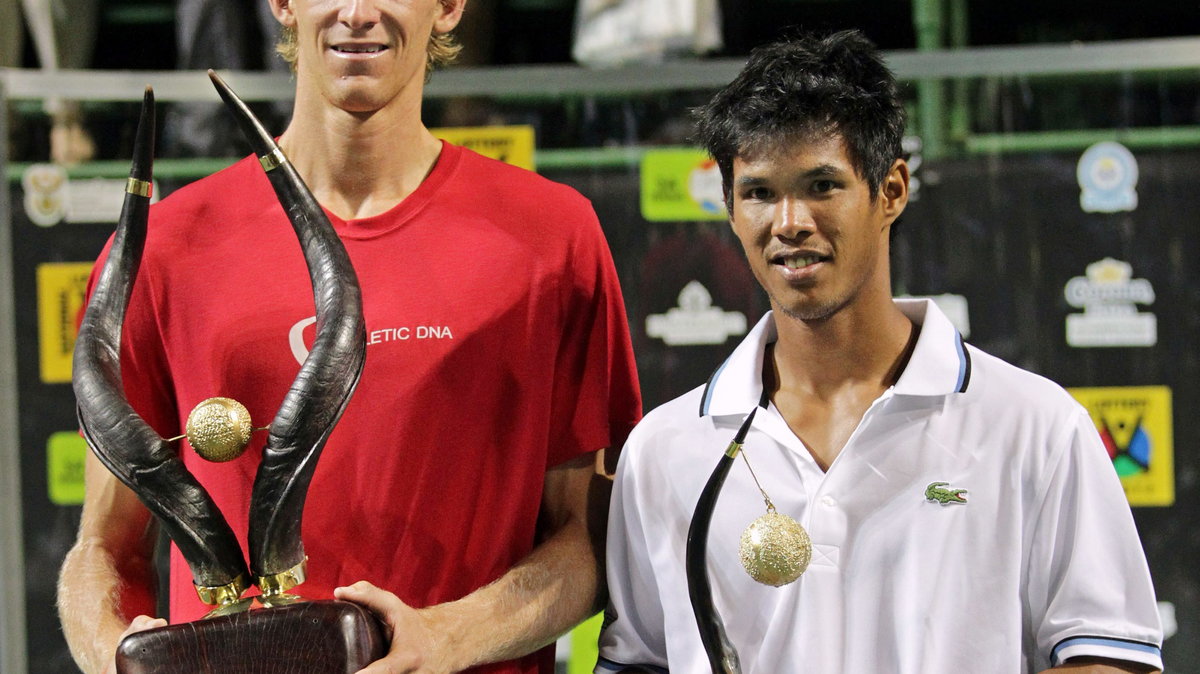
<box><xmin>729</xmin><ymin>133</ymin><xmax>907</xmax><ymax>323</ymax></box>
<box><xmin>277</xmin><ymin>0</ymin><xmax>463</xmax><ymax>112</ymax></box>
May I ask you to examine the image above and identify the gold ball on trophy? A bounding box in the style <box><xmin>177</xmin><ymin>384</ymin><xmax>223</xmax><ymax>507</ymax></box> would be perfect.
<box><xmin>739</xmin><ymin>511</ymin><xmax>812</xmax><ymax>586</ymax></box>
<box><xmin>185</xmin><ymin>397</ymin><xmax>253</xmax><ymax>462</ymax></box>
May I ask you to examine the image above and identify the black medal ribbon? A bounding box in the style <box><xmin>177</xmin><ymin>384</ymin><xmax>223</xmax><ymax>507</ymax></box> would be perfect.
<box><xmin>685</xmin><ymin>407</ymin><xmax>758</xmax><ymax>674</ymax></box>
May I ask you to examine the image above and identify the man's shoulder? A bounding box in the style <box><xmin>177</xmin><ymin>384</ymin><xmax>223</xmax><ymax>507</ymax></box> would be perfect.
<box><xmin>962</xmin><ymin>342</ymin><xmax>1082</xmax><ymax>414</ymax></box>
<box><xmin>139</xmin><ymin>156</ymin><xmax>274</xmax><ymax>263</ymax></box>
<box><xmin>623</xmin><ymin>385</ymin><xmax>712</xmax><ymax>453</ymax></box>
<box><xmin>450</xmin><ymin>144</ymin><xmax>590</xmax><ymax>206</ymax></box>
<box><xmin>151</xmin><ymin>155</ymin><xmax>264</xmax><ymax>218</ymax></box>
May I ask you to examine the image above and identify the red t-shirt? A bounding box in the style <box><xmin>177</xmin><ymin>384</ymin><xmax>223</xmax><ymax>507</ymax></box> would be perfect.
<box><xmin>89</xmin><ymin>142</ymin><xmax>642</xmax><ymax>673</ymax></box>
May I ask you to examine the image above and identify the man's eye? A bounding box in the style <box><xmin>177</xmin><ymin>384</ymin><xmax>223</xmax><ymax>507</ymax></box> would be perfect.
<box><xmin>812</xmin><ymin>180</ymin><xmax>836</xmax><ymax>193</ymax></box>
<box><xmin>744</xmin><ymin>187</ymin><xmax>773</xmax><ymax>201</ymax></box>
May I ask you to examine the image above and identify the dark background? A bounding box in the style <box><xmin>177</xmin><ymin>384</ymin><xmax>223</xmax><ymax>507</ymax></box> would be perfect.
<box><xmin>9</xmin><ymin>0</ymin><xmax>1200</xmax><ymax>70</ymax></box>
<box><xmin>8</xmin><ymin>0</ymin><xmax>1199</xmax><ymax>672</ymax></box>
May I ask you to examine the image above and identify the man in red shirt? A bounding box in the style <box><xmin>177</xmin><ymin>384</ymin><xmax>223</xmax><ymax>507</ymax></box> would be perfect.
<box><xmin>57</xmin><ymin>1</ymin><xmax>642</xmax><ymax>672</ymax></box>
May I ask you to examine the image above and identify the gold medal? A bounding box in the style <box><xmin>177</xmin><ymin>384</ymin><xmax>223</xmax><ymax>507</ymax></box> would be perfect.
<box><xmin>183</xmin><ymin>397</ymin><xmax>255</xmax><ymax>462</ymax></box>
<box><xmin>739</xmin><ymin>509</ymin><xmax>811</xmax><ymax>586</ymax></box>
<box><xmin>736</xmin><ymin>447</ymin><xmax>812</xmax><ymax>586</ymax></box>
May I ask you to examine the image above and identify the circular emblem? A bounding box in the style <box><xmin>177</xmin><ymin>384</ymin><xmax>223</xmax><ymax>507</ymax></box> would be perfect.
<box><xmin>1077</xmin><ymin>142</ymin><xmax>1138</xmax><ymax>213</ymax></box>
<box><xmin>22</xmin><ymin>164</ymin><xmax>68</xmax><ymax>227</ymax></box>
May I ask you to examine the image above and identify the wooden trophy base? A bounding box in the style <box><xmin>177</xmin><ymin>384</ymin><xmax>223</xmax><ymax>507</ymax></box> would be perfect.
<box><xmin>115</xmin><ymin>599</ymin><xmax>387</xmax><ymax>674</ymax></box>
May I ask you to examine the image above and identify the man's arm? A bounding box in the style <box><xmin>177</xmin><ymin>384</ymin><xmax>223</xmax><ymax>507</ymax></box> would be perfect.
<box><xmin>336</xmin><ymin>452</ymin><xmax>609</xmax><ymax>673</ymax></box>
<box><xmin>58</xmin><ymin>452</ymin><xmax>164</xmax><ymax>674</ymax></box>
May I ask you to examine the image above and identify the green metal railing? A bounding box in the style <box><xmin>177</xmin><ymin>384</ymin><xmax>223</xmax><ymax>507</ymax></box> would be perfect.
<box><xmin>4</xmin><ymin>36</ymin><xmax>1200</xmax><ymax>179</ymax></box>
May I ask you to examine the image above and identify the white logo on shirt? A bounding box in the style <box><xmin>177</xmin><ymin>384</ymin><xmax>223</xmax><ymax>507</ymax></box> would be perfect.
<box><xmin>288</xmin><ymin>316</ymin><xmax>318</xmax><ymax>364</ymax></box>
<box><xmin>288</xmin><ymin>316</ymin><xmax>455</xmax><ymax>365</ymax></box>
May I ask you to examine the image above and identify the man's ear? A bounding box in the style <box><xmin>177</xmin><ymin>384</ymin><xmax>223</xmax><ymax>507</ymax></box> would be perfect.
<box><xmin>880</xmin><ymin>158</ymin><xmax>909</xmax><ymax>221</ymax></box>
<box><xmin>434</xmin><ymin>0</ymin><xmax>468</xmax><ymax>34</ymax></box>
<box><xmin>268</xmin><ymin>0</ymin><xmax>294</xmax><ymax>26</ymax></box>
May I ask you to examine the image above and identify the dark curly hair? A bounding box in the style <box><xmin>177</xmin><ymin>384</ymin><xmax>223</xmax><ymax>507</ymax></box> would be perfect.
<box><xmin>694</xmin><ymin>29</ymin><xmax>906</xmax><ymax>209</ymax></box>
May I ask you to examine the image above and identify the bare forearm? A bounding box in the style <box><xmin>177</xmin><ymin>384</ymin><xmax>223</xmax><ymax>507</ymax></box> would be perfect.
<box><xmin>58</xmin><ymin>537</ymin><xmax>157</xmax><ymax>674</ymax></box>
<box><xmin>338</xmin><ymin>456</ymin><xmax>608</xmax><ymax>673</ymax></box>
<box><xmin>427</xmin><ymin>517</ymin><xmax>600</xmax><ymax>670</ymax></box>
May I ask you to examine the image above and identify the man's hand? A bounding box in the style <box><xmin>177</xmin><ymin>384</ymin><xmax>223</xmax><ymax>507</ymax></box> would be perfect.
<box><xmin>335</xmin><ymin>581</ymin><xmax>456</xmax><ymax>674</ymax></box>
<box><xmin>58</xmin><ymin>455</ymin><xmax>160</xmax><ymax>674</ymax></box>
<box><xmin>99</xmin><ymin>615</ymin><xmax>167</xmax><ymax>674</ymax></box>
<box><xmin>332</xmin><ymin>453</ymin><xmax>606</xmax><ymax>672</ymax></box>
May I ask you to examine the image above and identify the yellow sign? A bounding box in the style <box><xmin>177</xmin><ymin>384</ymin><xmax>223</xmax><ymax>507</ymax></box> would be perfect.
<box><xmin>640</xmin><ymin>149</ymin><xmax>729</xmax><ymax>222</ymax></box>
<box><xmin>567</xmin><ymin>613</ymin><xmax>603</xmax><ymax>674</ymax></box>
<box><xmin>37</xmin><ymin>262</ymin><xmax>93</xmax><ymax>383</ymax></box>
<box><xmin>47</xmin><ymin>431</ymin><xmax>88</xmax><ymax>505</ymax></box>
<box><xmin>433</xmin><ymin>125</ymin><xmax>535</xmax><ymax>171</ymax></box>
<box><xmin>1068</xmin><ymin>385</ymin><xmax>1174</xmax><ymax>506</ymax></box>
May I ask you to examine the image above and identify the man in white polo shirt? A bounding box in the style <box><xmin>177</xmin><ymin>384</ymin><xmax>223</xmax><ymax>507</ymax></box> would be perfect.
<box><xmin>597</xmin><ymin>29</ymin><xmax>1163</xmax><ymax>674</ymax></box>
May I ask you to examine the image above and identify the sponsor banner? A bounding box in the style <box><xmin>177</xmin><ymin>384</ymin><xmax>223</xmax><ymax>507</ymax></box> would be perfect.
<box><xmin>566</xmin><ymin>613</ymin><xmax>603</xmax><ymax>673</ymax></box>
<box><xmin>47</xmin><ymin>431</ymin><xmax>88</xmax><ymax>506</ymax></box>
<box><xmin>1064</xmin><ymin>258</ymin><xmax>1157</xmax><ymax>348</ymax></box>
<box><xmin>645</xmin><ymin>280</ymin><xmax>746</xmax><ymax>346</ymax></box>
<box><xmin>1068</xmin><ymin>385</ymin><xmax>1174</xmax><ymax>507</ymax></box>
<box><xmin>36</xmin><ymin>262</ymin><xmax>93</xmax><ymax>383</ymax></box>
<box><xmin>898</xmin><ymin>293</ymin><xmax>970</xmax><ymax>338</ymax></box>
<box><xmin>640</xmin><ymin>149</ymin><xmax>727</xmax><ymax>222</ymax></box>
<box><xmin>23</xmin><ymin>164</ymin><xmax>68</xmax><ymax>226</ymax></box>
<box><xmin>902</xmin><ymin>135</ymin><xmax>923</xmax><ymax>202</ymax></box>
<box><xmin>22</xmin><ymin>163</ymin><xmax>158</xmax><ymax>226</ymax></box>
<box><xmin>433</xmin><ymin>125</ymin><xmax>535</xmax><ymax>171</ymax></box>
<box><xmin>63</xmin><ymin>177</ymin><xmax>157</xmax><ymax>224</ymax></box>
<box><xmin>1077</xmin><ymin>141</ymin><xmax>1138</xmax><ymax>214</ymax></box>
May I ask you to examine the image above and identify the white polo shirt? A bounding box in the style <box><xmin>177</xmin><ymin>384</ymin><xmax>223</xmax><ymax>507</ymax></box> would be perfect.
<box><xmin>598</xmin><ymin>299</ymin><xmax>1162</xmax><ymax>673</ymax></box>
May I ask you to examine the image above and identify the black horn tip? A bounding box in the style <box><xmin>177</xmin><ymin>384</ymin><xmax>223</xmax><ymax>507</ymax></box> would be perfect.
<box><xmin>207</xmin><ymin>69</ymin><xmax>237</xmax><ymax>109</ymax></box>
<box><xmin>732</xmin><ymin>407</ymin><xmax>757</xmax><ymax>444</ymax></box>
<box><xmin>130</xmin><ymin>85</ymin><xmax>156</xmax><ymax>182</ymax></box>
<box><xmin>208</xmin><ymin>70</ymin><xmax>277</xmax><ymax>155</ymax></box>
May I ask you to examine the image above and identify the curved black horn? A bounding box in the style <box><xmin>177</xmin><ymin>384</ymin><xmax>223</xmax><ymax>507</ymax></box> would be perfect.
<box><xmin>72</xmin><ymin>87</ymin><xmax>251</xmax><ymax>595</ymax></box>
<box><xmin>208</xmin><ymin>71</ymin><xmax>367</xmax><ymax>587</ymax></box>
<box><xmin>685</xmin><ymin>407</ymin><xmax>756</xmax><ymax>674</ymax></box>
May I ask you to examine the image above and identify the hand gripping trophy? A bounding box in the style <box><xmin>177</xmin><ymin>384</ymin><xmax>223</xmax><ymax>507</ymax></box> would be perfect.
<box><xmin>71</xmin><ymin>74</ymin><xmax>387</xmax><ymax>673</ymax></box>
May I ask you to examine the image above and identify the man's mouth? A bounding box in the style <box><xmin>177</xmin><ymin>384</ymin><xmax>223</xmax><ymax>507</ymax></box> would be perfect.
<box><xmin>776</xmin><ymin>253</ymin><xmax>829</xmax><ymax>271</ymax></box>
<box><xmin>332</xmin><ymin>44</ymin><xmax>387</xmax><ymax>54</ymax></box>
<box><xmin>782</xmin><ymin>256</ymin><xmax>823</xmax><ymax>270</ymax></box>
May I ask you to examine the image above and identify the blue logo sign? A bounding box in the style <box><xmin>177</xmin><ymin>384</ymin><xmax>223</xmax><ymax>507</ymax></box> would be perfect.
<box><xmin>1077</xmin><ymin>141</ymin><xmax>1138</xmax><ymax>213</ymax></box>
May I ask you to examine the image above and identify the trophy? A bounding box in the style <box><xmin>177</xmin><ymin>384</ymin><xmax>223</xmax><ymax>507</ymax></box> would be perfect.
<box><xmin>72</xmin><ymin>76</ymin><xmax>387</xmax><ymax>673</ymax></box>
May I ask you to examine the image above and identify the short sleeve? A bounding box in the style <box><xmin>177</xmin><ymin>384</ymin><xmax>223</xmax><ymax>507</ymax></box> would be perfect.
<box><xmin>596</xmin><ymin>431</ymin><xmax>671</xmax><ymax>673</ymax></box>
<box><xmin>547</xmin><ymin>205</ymin><xmax>641</xmax><ymax>467</ymax></box>
<box><xmin>1026</xmin><ymin>407</ymin><xmax>1163</xmax><ymax>670</ymax></box>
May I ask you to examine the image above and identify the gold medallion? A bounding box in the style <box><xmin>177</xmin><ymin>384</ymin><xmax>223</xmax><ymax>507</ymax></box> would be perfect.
<box><xmin>734</xmin><ymin>440</ymin><xmax>812</xmax><ymax>587</ymax></box>
<box><xmin>739</xmin><ymin>509</ymin><xmax>812</xmax><ymax>586</ymax></box>
<box><xmin>184</xmin><ymin>397</ymin><xmax>254</xmax><ymax>462</ymax></box>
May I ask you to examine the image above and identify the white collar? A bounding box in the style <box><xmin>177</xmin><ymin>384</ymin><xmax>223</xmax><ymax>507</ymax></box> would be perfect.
<box><xmin>699</xmin><ymin>298</ymin><xmax>971</xmax><ymax>418</ymax></box>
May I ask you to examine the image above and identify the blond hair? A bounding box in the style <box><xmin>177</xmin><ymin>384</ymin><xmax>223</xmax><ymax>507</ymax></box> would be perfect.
<box><xmin>275</xmin><ymin>26</ymin><xmax>462</xmax><ymax>81</ymax></box>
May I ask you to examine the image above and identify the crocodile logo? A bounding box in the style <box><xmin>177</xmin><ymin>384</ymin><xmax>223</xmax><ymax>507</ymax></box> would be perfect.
<box><xmin>925</xmin><ymin>481</ymin><xmax>968</xmax><ymax>505</ymax></box>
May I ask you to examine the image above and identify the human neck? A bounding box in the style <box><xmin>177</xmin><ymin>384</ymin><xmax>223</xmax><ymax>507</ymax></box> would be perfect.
<box><xmin>277</xmin><ymin>90</ymin><xmax>442</xmax><ymax>221</ymax></box>
<box><xmin>769</xmin><ymin>296</ymin><xmax>916</xmax><ymax>402</ymax></box>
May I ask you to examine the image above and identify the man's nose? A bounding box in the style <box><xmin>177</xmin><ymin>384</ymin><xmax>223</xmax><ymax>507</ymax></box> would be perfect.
<box><xmin>339</xmin><ymin>0</ymin><xmax>382</xmax><ymax>29</ymax></box>
<box><xmin>772</xmin><ymin>195</ymin><xmax>816</xmax><ymax>239</ymax></box>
